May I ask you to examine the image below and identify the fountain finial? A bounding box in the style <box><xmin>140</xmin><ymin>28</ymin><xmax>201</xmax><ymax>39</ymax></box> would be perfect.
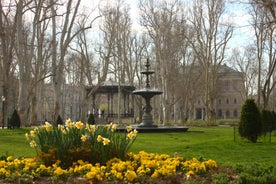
<box><xmin>145</xmin><ymin>58</ymin><xmax>151</xmax><ymax>88</ymax></box>
<box><xmin>145</xmin><ymin>58</ymin><xmax>150</xmax><ymax>70</ymax></box>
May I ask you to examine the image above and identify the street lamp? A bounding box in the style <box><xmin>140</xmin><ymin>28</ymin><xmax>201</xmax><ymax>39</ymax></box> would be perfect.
<box><xmin>2</xmin><ymin>96</ymin><xmax>5</xmax><ymax>129</ymax></box>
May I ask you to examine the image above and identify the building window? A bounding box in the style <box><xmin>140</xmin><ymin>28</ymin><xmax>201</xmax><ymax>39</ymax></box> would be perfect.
<box><xmin>218</xmin><ymin>109</ymin><xmax>222</xmax><ymax>118</ymax></box>
<box><xmin>226</xmin><ymin>110</ymin><xmax>230</xmax><ymax>118</ymax></box>
<box><xmin>225</xmin><ymin>80</ymin><xmax>230</xmax><ymax>91</ymax></box>
<box><xmin>233</xmin><ymin>109</ymin><xmax>238</xmax><ymax>118</ymax></box>
<box><xmin>226</xmin><ymin>98</ymin><xmax>229</xmax><ymax>104</ymax></box>
<box><xmin>233</xmin><ymin>80</ymin><xmax>238</xmax><ymax>90</ymax></box>
<box><xmin>234</xmin><ymin>98</ymin><xmax>237</xmax><ymax>104</ymax></box>
<box><xmin>196</xmin><ymin>108</ymin><xmax>202</xmax><ymax>119</ymax></box>
<box><xmin>218</xmin><ymin>99</ymin><xmax>221</xmax><ymax>105</ymax></box>
<box><xmin>198</xmin><ymin>100</ymin><xmax>200</xmax><ymax>104</ymax></box>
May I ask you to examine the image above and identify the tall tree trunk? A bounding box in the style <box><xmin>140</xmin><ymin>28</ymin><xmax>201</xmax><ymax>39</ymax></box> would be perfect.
<box><xmin>17</xmin><ymin>0</ymin><xmax>29</xmax><ymax>125</ymax></box>
<box><xmin>0</xmin><ymin>1</ymin><xmax>15</xmax><ymax>127</ymax></box>
<box><xmin>50</xmin><ymin>0</ymin><xmax>59</xmax><ymax>121</ymax></box>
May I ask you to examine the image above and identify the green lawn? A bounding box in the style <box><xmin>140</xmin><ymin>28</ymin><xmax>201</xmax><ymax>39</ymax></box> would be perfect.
<box><xmin>0</xmin><ymin>128</ymin><xmax>36</xmax><ymax>158</ymax></box>
<box><xmin>1</xmin><ymin>126</ymin><xmax>275</xmax><ymax>168</ymax></box>
<box><xmin>130</xmin><ymin>126</ymin><xmax>276</xmax><ymax>167</ymax></box>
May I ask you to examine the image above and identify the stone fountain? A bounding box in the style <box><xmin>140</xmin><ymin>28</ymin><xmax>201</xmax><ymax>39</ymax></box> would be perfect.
<box><xmin>133</xmin><ymin>58</ymin><xmax>162</xmax><ymax>127</ymax></box>
<box><xmin>130</xmin><ymin>58</ymin><xmax>188</xmax><ymax>132</ymax></box>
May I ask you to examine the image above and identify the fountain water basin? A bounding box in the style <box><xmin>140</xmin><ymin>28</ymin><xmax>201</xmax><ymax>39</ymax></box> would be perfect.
<box><xmin>133</xmin><ymin>88</ymin><xmax>163</xmax><ymax>99</ymax></box>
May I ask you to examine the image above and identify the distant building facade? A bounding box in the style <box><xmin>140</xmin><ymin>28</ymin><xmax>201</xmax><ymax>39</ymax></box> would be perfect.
<box><xmin>41</xmin><ymin>84</ymin><xmax>83</xmax><ymax>122</ymax></box>
<box><xmin>193</xmin><ymin>64</ymin><xmax>246</xmax><ymax>120</ymax></box>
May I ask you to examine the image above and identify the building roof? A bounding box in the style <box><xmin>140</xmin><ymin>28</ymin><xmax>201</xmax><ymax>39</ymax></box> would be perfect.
<box><xmin>217</xmin><ymin>64</ymin><xmax>240</xmax><ymax>74</ymax></box>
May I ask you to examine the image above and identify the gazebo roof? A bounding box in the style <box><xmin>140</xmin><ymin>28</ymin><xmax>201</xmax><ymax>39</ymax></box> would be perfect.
<box><xmin>87</xmin><ymin>79</ymin><xmax>136</xmax><ymax>94</ymax></box>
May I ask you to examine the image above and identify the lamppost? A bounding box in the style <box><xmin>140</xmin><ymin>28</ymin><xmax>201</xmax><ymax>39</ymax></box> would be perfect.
<box><xmin>2</xmin><ymin>96</ymin><xmax>5</xmax><ymax>129</ymax></box>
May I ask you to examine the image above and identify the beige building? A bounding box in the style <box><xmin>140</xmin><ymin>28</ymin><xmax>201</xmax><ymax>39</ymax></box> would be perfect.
<box><xmin>194</xmin><ymin>64</ymin><xmax>245</xmax><ymax>120</ymax></box>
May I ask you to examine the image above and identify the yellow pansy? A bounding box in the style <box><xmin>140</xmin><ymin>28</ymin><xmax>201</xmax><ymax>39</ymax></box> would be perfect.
<box><xmin>186</xmin><ymin>170</ymin><xmax>195</xmax><ymax>177</ymax></box>
<box><xmin>124</xmin><ymin>170</ymin><xmax>137</xmax><ymax>182</ymax></box>
<box><xmin>54</xmin><ymin>166</ymin><xmax>66</xmax><ymax>176</ymax></box>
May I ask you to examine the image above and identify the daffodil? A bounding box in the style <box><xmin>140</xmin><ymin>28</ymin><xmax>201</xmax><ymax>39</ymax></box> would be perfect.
<box><xmin>106</xmin><ymin>123</ymin><xmax>112</xmax><ymax>130</ymax></box>
<box><xmin>133</xmin><ymin>129</ymin><xmax>138</xmax><ymax>135</ymax></box>
<box><xmin>25</xmin><ymin>133</ymin><xmax>29</xmax><ymax>140</ymax></box>
<box><xmin>102</xmin><ymin>138</ymin><xmax>110</xmax><ymax>145</ymax></box>
<box><xmin>111</xmin><ymin>123</ymin><xmax>117</xmax><ymax>132</ymax></box>
<box><xmin>127</xmin><ymin>131</ymin><xmax>135</xmax><ymax>139</ymax></box>
<box><xmin>90</xmin><ymin>125</ymin><xmax>96</xmax><ymax>132</ymax></box>
<box><xmin>44</xmin><ymin>122</ymin><xmax>52</xmax><ymax>132</ymax></box>
<box><xmin>29</xmin><ymin>140</ymin><xmax>37</xmax><ymax>148</ymax></box>
<box><xmin>126</xmin><ymin>125</ymin><xmax>132</xmax><ymax>132</ymax></box>
<box><xmin>65</xmin><ymin>118</ymin><xmax>72</xmax><ymax>126</ymax></box>
<box><xmin>65</xmin><ymin>118</ymin><xmax>74</xmax><ymax>127</ymax></box>
<box><xmin>81</xmin><ymin>135</ymin><xmax>87</xmax><ymax>142</ymax></box>
<box><xmin>33</xmin><ymin>127</ymin><xmax>39</xmax><ymax>132</ymax></box>
<box><xmin>97</xmin><ymin>135</ymin><xmax>103</xmax><ymax>142</ymax></box>
<box><xmin>30</xmin><ymin>130</ymin><xmax>35</xmax><ymax>137</ymax></box>
<box><xmin>75</xmin><ymin>121</ymin><xmax>83</xmax><ymax>129</ymax></box>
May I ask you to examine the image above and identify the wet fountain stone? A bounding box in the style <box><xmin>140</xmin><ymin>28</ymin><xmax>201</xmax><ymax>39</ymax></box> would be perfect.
<box><xmin>130</xmin><ymin>59</ymin><xmax>188</xmax><ymax>133</ymax></box>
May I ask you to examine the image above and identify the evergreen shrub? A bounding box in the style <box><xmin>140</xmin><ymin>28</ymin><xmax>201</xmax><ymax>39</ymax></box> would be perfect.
<box><xmin>55</xmin><ymin>115</ymin><xmax>63</xmax><ymax>125</ymax></box>
<box><xmin>238</xmin><ymin>99</ymin><xmax>262</xmax><ymax>143</ymax></box>
<box><xmin>10</xmin><ymin>109</ymin><xmax>21</xmax><ymax>128</ymax></box>
<box><xmin>87</xmin><ymin>113</ymin><xmax>95</xmax><ymax>125</ymax></box>
<box><xmin>261</xmin><ymin>109</ymin><xmax>272</xmax><ymax>134</ymax></box>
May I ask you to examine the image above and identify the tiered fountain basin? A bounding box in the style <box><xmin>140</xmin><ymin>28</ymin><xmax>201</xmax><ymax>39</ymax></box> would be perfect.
<box><xmin>118</xmin><ymin>58</ymin><xmax>189</xmax><ymax>133</ymax></box>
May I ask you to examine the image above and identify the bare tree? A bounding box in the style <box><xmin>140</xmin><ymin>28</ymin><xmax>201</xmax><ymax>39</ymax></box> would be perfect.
<box><xmin>13</xmin><ymin>0</ymin><xmax>54</xmax><ymax>125</ymax></box>
<box><xmin>28</xmin><ymin>0</ymin><xmax>53</xmax><ymax>124</ymax></box>
<box><xmin>251</xmin><ymin>0</ymin><xmax>276</xmax><ymax>24</ymax></box>
<box><xmin>90</xmin><ymin>0</ymin><xmax>139</xmax><ymax>124</ymax></box>
<box><xmin>230</xmin><ymin>46</ymin><xmax>258</xmax><ymax>100</ymax></box>
<box><xmin>67</xmin><ymin>17</ymin><xmax>103</xmax><ymax>122</ymax></box>
<box><xmin>50</xmin><ymin>0</ymin><xmax>93</xmax><ymax>120</ymax></box>
<box><xmin>0</xmin><ymin>1</ymin><xmax>18</xmax><ymax>127</ymax></box>
<box><xmin>250</xmin><ymin>1</ymin><xmax>276</xmax><ymax>109</ymax></box>
<box><xmin>185</xmin><ymin>0</ymin><xmax>233</xmax><ymax>121</ymax></box>
<box><xmin>139</xmin><ymin>0</ymin><xmax>187</xmax><ymax>124</ymax></box>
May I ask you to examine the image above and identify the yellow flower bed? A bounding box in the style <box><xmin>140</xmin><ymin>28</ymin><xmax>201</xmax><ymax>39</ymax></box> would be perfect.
<box><xmin>0</xmin><ymin>151</ymin><xmax>217</xmax><ymax>182</ymax></box>
<box><xmin>25</xmin><ymin>121</ymin><xmax>138</xmax><ymax>167</ymax></box>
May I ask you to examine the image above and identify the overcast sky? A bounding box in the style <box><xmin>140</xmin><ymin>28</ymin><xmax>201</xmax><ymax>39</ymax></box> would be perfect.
<box><xmin>81</xmin><ymin>0</ymin><xmax>253</xmax><ymax>49</ymax></box>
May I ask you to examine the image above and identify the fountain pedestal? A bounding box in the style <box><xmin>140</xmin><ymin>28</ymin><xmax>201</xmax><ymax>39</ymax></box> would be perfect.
<box><xmin>140</xmin><ymin>96</ymin><xmax>156</xmax><ymax>127</ymax></box>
